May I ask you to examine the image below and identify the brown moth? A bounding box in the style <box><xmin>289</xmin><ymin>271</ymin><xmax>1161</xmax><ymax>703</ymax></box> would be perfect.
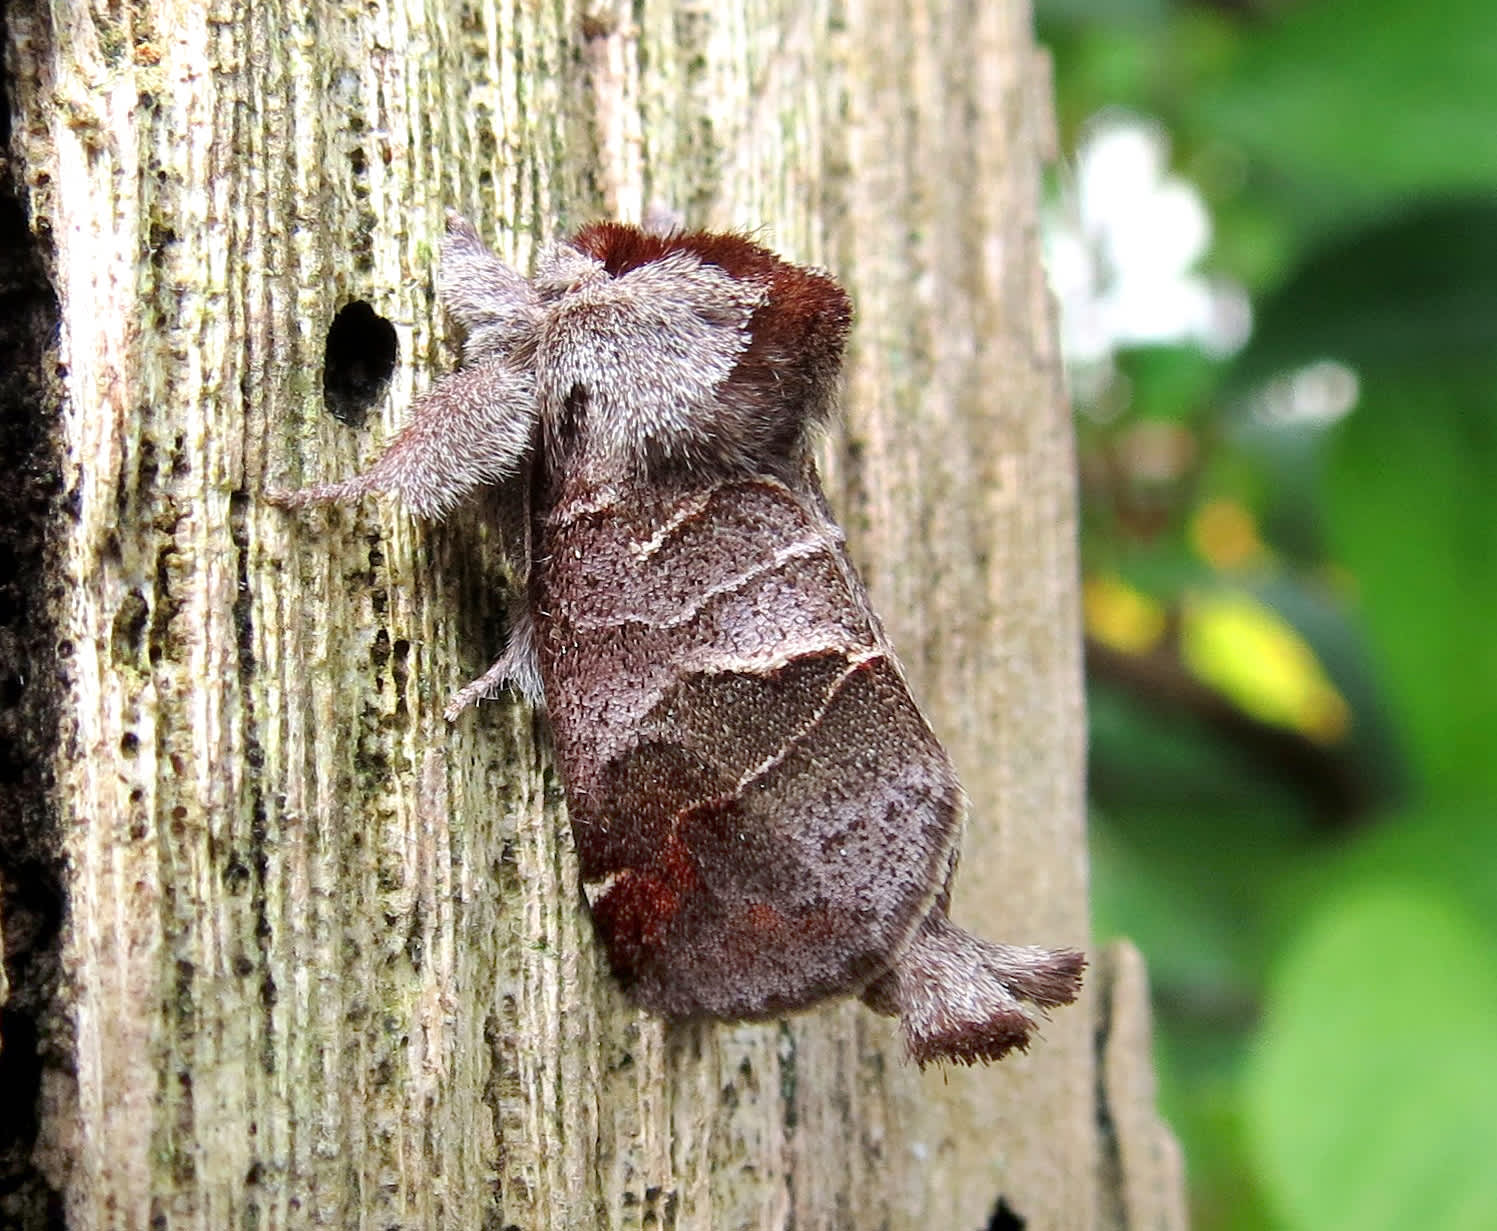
<box><xmin>272</xmin><ymin>211</ymin><xmax>1084</xmax><ymax>1066</ymax></box>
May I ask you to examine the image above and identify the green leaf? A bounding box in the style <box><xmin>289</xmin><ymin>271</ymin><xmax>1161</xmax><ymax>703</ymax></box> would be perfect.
<box><xmin>1035</xmin><ymin>0</ymin><xmax>1170</xmax><ymax>25</ymax></box>
<box><xmin>1228</xmin><ymin>200</ymin><xmax>1497</xmax><ymax>391</ymax></box>
<box><xmin>1323</xmin><ymin>377</ymin><xmax>1497</xmax><ymax>800</ymax></box>
<box><xmin>1294</xmin><ymin>802</ymin><xmax>1497</xmax><ymax>944</ymax></box>
<box><xmin>1246</xmin><ymin>884</ymin><xmax>1497</xmax><ymax>1231</ymax></box>
<box><xmin>1115</xmin><ymin>344</ymin><xmax>1225</xmax><ymax>421</ymax></box>
<box><xmin>1201</xmin><ymin>0</ymin><xmax>1497</xmax><ymax>210</ymax></box>
<box><xmin>1251</xmin><ymin>576</ymin><xmax>1407</xmax><ymax>811</ymax></box>
<box><xmin>1088</xmin><ymin>680</ymin><xmax>1312</xmax><ymax>986</ymax></box>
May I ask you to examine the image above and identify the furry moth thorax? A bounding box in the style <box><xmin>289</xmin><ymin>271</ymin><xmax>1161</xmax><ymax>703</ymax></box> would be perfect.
<box><xmin>445</xmin><ymin>213</ymin><xmax>853</xmax><ymax>485</ymax></box>
<box><xmin>271</xmin><ymin>212</ymin><xmax>1084</xmax><ymax>1067</ymax></box>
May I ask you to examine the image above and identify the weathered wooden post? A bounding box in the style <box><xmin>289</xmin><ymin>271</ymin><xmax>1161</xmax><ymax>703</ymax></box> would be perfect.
<box><xmin>1</xmin><ymin>1</ymin><xmax>1182</xmax><ymax>1226</ymax></box>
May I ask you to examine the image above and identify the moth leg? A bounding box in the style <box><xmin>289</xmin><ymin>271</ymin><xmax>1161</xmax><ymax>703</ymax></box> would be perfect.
<box><xmin>862</xmin><ymin>911</ymin><xmax>1085</xmax><ymax>1068</ymax></box>
<box><xmin>268</xmin><ymin>358</ymin><xmax>538</xmax><ymax>520</ymax></box>
<box><xmin>443</xmin><ymin>599</ymin><xmax>543</xmax><ymax>720</ymax></box>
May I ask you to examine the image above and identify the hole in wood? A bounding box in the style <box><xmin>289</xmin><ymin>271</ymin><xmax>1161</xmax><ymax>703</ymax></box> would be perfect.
<box><xmin>986</xmin><ymin>1196</ymin><xmax>1026</xmax><ymax>1230</ymax></box>
<box><xmin>322</xmin><ymin>300</ymin><xmax>398</xmax><ymax>427</ymax></box>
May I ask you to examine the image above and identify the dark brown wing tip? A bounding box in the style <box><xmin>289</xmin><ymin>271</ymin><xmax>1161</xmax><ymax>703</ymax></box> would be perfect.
<box><xmin>906</xmin><ymin>1009</ymin><xmax>1037</xmax><ymax>1069</ymax></box>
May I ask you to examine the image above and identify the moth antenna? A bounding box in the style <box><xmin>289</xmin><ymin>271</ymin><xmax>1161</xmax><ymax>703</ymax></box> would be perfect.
<box><xmin>641</xmin><ymin>202</ymin><xmax>686</xmax><ymax>237</ymax></box>
<box><xmin>269</xmin><ymin>359</ymin><xmax>539</xmax><ymax>521</ymax></box>
<box><xmin>863</xmin><ymin>914</ymin><xmax>1085</xmax><ymax>1067</ymax></box>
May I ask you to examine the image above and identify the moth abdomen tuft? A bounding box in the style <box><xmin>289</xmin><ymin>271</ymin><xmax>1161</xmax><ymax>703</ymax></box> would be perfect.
<box><xmin>862</xmin><ymin>917</ymin><xmax>1087</xmax><ymax>1067</ymax></box>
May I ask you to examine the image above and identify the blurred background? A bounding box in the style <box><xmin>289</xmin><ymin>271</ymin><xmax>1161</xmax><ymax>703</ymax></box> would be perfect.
<box><xmin>1032</xmin><ymin>1</ymin><xmax>1497</xmax><ymax>1227</ymax></box>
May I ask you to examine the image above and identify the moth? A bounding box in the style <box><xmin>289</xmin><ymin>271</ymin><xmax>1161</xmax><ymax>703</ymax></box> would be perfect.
<box><xmin>272</xmin><ymin>210</ymin><xmax>1084</xmax><ymax>1065</ymax></box>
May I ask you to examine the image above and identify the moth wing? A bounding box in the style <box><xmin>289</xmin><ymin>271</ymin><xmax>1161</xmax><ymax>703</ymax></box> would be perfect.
<box><xmin>542</xmin><ymin>477</ymin><xmax>963</xmax><ymax>1018</ymax></box>
<box><xmin>619</xmin><ymin>650</ymin><xmax>963</xmax><ymax>1020</ymax></box>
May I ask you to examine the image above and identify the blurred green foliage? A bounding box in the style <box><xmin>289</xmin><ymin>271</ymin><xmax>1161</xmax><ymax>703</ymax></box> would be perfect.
<box><xmin>1036</xmin><ymin>1</ymin><xmax>1497</xmax><ymax>1227</ymax></box>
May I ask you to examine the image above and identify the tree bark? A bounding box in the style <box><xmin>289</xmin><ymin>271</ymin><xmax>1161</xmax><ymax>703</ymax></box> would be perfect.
<box><xmin>0</xmin><ymin>0</ymin><xmax>1182</xmax><ymax>1227</ymax></box>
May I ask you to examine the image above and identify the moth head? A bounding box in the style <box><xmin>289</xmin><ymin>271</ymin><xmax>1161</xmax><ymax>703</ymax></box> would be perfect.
<box><xmin>532</xmin><ymin>243</ymin><xmax>610</xmax><ymax>301</ymax></box>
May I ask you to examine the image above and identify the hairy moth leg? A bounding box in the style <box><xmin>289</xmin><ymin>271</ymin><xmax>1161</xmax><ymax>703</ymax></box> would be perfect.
<box><xmin>272</xmin><ymin>216</ymin><xmax>546</xmax><ymax>715</ymax></box>
<box><xmin>444</xmin><ymin>597</ymin><xmax>543</xmax><ymax>718</ymax></box>
<box><xmin>268</xmin><ymin>358</ymin><xmax>538</xmax><ymax>519</ymax></box>
<box><xmin>270</xmin><ymin>358</ymin><xmax>543</xmax><ymax>712</ymax></box>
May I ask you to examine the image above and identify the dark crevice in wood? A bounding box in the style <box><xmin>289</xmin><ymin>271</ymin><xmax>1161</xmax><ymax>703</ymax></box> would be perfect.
<box><xmin>0</xmin><ymin>2</ymin><xmax>68</xmax><ymax>1222</ymax></box>
<box><xmin>986</xmin><ymin>1195</ymin><xmax>1025</xmax><ymax>1230</ymax></box>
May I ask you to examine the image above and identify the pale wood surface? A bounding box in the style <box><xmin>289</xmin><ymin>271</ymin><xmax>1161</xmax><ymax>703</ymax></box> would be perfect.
<box><xmin>3</xmin><ymin>0</ymin><xmax>1182</xmax><ymax>1226</ymax></box>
